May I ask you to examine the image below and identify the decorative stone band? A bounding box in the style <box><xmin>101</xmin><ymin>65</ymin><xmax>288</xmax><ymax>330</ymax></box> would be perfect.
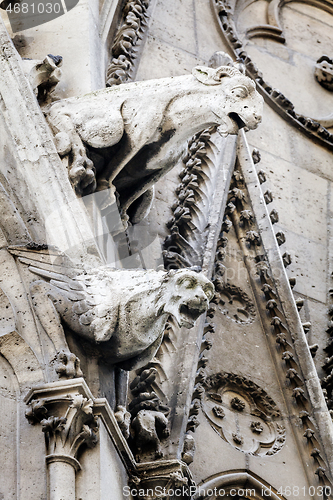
<box><xmin>46</xmin><ymin>454</ymin><xmax>82</xmax><ymax>472</ymax></box>
<box><xmin>106</xmin><ymin>0</ymin><xmax>150</xmax><ymax>86</ymax></box>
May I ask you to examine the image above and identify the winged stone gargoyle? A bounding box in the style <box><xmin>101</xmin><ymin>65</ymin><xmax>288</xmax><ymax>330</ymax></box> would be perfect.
<box><xmin>9</xmin><ymin>246</ymin><xmax>214</xmax><ymax>378</ymax></box>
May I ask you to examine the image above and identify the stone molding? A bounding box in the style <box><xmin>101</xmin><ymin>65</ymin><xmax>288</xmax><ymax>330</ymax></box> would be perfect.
<box><xmin>192</xmin><ymin>471</ymin><xmax>285</xmax><ymax>500</ymax></box>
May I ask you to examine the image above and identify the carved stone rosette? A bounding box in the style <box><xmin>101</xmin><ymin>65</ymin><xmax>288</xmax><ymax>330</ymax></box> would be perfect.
<box><xmin>25</xmin><ymin>379</ymin><xmax>98</xmax><ymax>500</ymax></box>
<box><xmin>202</xmin><ymin>372</ymin><xmax>286</xmax><ymax>456</ymax></box>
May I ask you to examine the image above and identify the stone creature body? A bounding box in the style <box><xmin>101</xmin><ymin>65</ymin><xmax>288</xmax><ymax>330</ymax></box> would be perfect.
<box><xmin>131</xmin><ymin>409</ymin><xmax>170</xmax><ymax>459</ymax></box>
<box><xmin>46</xmin><ymin>65</ymin><xmax>263</xmax><ymax>224</ymax></box>
<box><xmin>30</xmin><ymin>266</ymin><xmax>214</xmax><ymax>371</ymax></box>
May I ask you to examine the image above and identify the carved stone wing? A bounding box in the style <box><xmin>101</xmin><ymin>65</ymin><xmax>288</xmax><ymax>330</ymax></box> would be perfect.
<box><xmin>8</xmin><ymin>245</ymin><xmax>118</xmax><ymax>343</ymax></box>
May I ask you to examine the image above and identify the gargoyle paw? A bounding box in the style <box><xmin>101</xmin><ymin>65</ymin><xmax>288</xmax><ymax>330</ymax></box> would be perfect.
<box><xmin>54</xmin><ymin>350</ymin><xmax>83</xmax><ymax>379</ymax></box>
<box><xmin>69</xmin><ymin>156</ymin><xmax>96</xmax><ymax>194</ymax></box>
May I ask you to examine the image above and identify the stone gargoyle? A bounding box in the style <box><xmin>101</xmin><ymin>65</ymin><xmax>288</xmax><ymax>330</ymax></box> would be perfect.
<box><xmin>28</xmin><ymin>262</ymin><xmax>214</xmax><ymax>374</ymax></box>
<box><xmin>45</xmin><ymin>65</ymin><xmax>263</xmax><ymax>225</ymax></box>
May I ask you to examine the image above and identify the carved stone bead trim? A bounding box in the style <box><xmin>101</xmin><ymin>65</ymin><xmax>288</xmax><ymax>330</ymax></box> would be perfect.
<box><xmin>163</xmin><ymin>127</ymin><xmax>217</xmax><ymax>269</ymax></box>
<box><xmin>322</xmin><ymin>268</ymin><xmax>333</xmax><ymax>408</ymax></box>
<box><xmin>179</xmin><ymin>315</ymin><xmax>216</xmax><ymax>465</ymax></box>
<box><xmin>106</xmin><ymin>0</ymin><xmax>150</xmax><ymax>86</ymax></box>
<box><xmin>211</xmin><ymin>0</ymin><xmax>333</xmax><ymax>152</ymax></box>
<box><xmin>223</xmin><ymin>152</ymin><xmax>333</xmax><ymax>484</ymax></box>
<box><xmin>251</xmin><ymin>150</ymin><xmax>292</xmax><ymax>270</ymax></box>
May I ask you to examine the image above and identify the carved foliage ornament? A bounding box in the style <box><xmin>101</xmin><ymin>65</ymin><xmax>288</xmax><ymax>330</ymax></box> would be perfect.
<box><xmin>26</xmin><ymin>393</ymin><xmax>98</xmax><ymax>468</ymax></box>
<box><xmin>202</xmin><ymin>372</ymin><xmax>286</xmax><ymax>456</ymax></box>
<box><xmin>106</xmin><ymin>0</ymin><xmax>150</xmax><ymax>86</ymax></box>
<box><xmin>315</xmin><ymin>56</ymin><xmax>333</xmax><ymax>91</ymax></box>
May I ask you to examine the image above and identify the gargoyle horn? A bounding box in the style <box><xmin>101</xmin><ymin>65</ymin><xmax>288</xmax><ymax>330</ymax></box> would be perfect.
<box><xmin>213</xmin><ymin>66</ymin><xmax>240</xmax><ymax>80</ymax></box>
<box><xmin>192</xmin><ymin>65</ymin><xmax>240</xmax><ymax>85</ymax></box>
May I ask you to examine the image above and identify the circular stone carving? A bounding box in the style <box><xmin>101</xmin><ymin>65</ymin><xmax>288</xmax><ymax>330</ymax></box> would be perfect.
<box><xmin>202</xmin><ymin>372</ymin><xmax>285</xmax><ymax>456</ymax></box>
<box><xmin>215</xmin><ymin>283</ymin><xmax>256</xmax><ymax>324</ymax></box>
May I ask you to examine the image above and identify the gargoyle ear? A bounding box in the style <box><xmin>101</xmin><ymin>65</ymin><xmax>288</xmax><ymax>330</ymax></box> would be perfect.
<box><xmin>192</xmin><ymin>66</ymin><xmax>224</xmax><ymax>85</ymax></box>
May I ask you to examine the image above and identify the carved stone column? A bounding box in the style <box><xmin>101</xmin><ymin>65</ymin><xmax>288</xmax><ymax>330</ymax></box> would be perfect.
<box><xmin>25</xmin><ymin>379</ymin><xmax>98</xmax><ymax>500</ymax></box>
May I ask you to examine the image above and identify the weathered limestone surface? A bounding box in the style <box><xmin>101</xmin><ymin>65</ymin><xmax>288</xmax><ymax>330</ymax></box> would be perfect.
<box><xmin>1</xmin><ymin>0</ymin><xmax>333</xmax><ymax>499</ymax></box>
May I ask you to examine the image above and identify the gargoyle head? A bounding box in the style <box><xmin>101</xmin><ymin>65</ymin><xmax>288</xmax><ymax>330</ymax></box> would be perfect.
<box><xmin>192</xmin><ymin>65</ymin><xmax>263</xmax><ymax>135</ymax></box>
<box><xmin>156</xmin><ymin>269</ymin><xmax>215</xmax><ymax>329</ymax></box>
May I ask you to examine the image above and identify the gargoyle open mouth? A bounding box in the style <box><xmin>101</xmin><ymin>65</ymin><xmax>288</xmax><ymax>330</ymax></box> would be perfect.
<box><xmin>178</xmin><ymin>303</ymin><xmax>204</xmax><ymax>328</ymax></box>
<box><xmin>228</xmin><ymin>112</ymin><xmax>246</xmax><ymax>129</ymax></box>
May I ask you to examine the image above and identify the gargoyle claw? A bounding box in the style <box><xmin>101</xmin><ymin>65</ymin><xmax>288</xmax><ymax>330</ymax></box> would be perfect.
<box><xmin>114</xmin><ymin>405</ymin><xmax>131</xmax><ymax>439</ymax></box>
<box><xmin>69</xmin><ymin>156</ymin><xmax>96</xmax><ymax>194</ymax></box>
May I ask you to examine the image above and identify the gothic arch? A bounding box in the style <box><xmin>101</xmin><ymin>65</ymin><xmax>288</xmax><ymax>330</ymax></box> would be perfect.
<box><xmin>267</xmin><ymin>0</ymin><xmax>333</xmax><ymax>40</ymax></box>
<box><xmin>194</xmin><ymin>471</ymin><xmax>285</xmax><ymax>500</ymax></box>
<box><xmin>0</xmin><ymin>331</ymin><xmax>44</xmax><ymax>391</ymax></box>
<box><xmin>211</xmin><ymin>0</ymin><xmax>333</xmax><ymax>150</ymax></box>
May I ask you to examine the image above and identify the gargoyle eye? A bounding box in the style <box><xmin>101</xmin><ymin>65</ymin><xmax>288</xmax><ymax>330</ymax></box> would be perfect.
<box><xmin>231</xmin><ymin>86</ymin><xmax>249</xmax><ymax>98</ymax></box>
<box><xmin>203</xmin><ymin>284</ymin><xmax>214</xmax><ymax>300</ymax></box>
<box><xmin>177</xmin><ymin>277</ymin><xmax>196</xmax><ymax>288</ymax></box>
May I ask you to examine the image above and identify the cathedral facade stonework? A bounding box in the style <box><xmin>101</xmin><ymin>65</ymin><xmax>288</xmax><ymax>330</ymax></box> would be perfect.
<box><xmin>0</xmin><ymin>1</ymin><xmax>333</xmax><ymax>499</ymax></box>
